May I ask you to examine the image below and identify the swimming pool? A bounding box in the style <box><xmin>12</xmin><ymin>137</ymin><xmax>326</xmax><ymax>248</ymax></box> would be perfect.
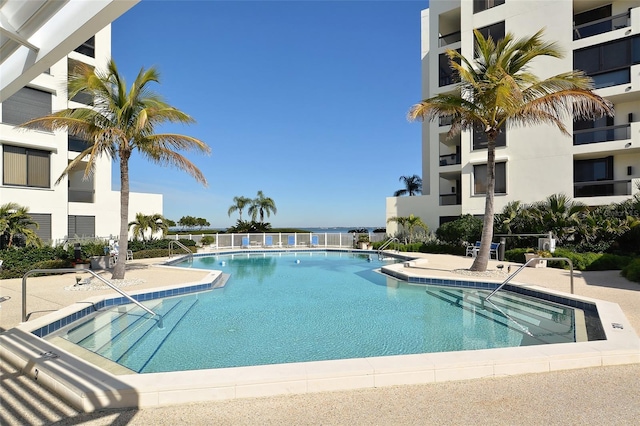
<box><xmin>53</xmin><ymin>251</ymin><xmax>587</xmax><ymax>374</ymax></box>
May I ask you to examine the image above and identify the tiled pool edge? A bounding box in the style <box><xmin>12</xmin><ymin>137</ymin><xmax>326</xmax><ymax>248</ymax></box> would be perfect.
<box><xmin>0</xmin><ymin>254</ymin><xmax>638</xmax><ymax>412</ymax></box>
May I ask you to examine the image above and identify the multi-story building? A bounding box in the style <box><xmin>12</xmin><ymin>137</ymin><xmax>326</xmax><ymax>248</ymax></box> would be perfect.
<box><xmin>0</xmin><ymin>1</ymin><xmax>162</xmax><ymax>244</ymax></box>
<box><xmin>387</xmin><ymin>0</ymin><xmax>640</xmax><ymax>234</ymax></box>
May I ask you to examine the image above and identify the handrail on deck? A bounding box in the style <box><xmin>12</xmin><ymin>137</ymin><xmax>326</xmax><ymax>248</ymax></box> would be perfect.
<box><xmin>21</xmin><ymin>268</ymin><xmax>158</xmax><ymax>323</ymax></box>
<box><xmin>377</xmin><ymin>237</ymin><xmax>399</xmax><ymax>259</ymax></box>
<box><xmin>485</xmin><ymin>257</ymin><xmax>574</xmax><ymax>301</ymax></box>
<box><xmin>169</xmin><ymin>240</ymin><xmax>193</xmax><ymax>259</ymax></box>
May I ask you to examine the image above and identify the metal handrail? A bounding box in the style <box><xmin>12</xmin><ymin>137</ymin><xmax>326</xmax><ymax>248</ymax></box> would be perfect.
<box><xmin>169</xmin><ymin>240</ymin><xmax>193</xmax><ymax>259</ymax></box>
<box><xmin>485</xmin><ymin>257</ymin><xmax>574</xmax><ymax>301</ymax></box>
<box><xmin>22</xmin><ymin>268</ymin><xmax>158</xmax><ymax>322</ymax></box>
<box><xmin>377</xmin><ymin>237</ymin><xmax>399</xmax><ymax>259</ymax></box>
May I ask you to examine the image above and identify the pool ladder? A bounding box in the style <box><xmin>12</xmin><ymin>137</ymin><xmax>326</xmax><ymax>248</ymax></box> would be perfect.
<box><xmin>485</xmin><ymin>256</ymin><xmax>574</xmax><ymax>301</ymax></box>
<box><xmin>377</xmin><ymin>237</ymin><xmax>399</xmax><ymax>260</ymax></box>
<box><xmin>169</xmin><ymin>240</ymin><xmax>194</xmax><ymax>260</ymax></box>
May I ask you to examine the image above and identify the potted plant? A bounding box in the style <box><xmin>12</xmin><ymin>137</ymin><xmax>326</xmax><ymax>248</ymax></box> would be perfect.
<box><xmin>357</xmin><ymin>234</ymin><xmax>370</xmax><ymax>250</ymax></box>
<box><xmin>524</xmin><ymin>249</ymin><xmax>552</xmax><ymax>268</ymax></box>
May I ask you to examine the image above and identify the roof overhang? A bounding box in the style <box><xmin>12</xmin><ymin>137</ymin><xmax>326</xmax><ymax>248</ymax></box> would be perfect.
<box><xmin>0</xmin><ymin>0</ymin><xmax>139</xmax><ymax>102</ymax></box>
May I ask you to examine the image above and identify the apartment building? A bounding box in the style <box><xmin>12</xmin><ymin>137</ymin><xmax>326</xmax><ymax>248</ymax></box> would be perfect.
<box><xmin>0</xmin><ymin>1</ymin><xmax>161</xmax><ymax>244</ymax></box>
<box><xmin>387</xmin><ymin>0</ymin><xmax>640</xmax><ymax>234</ymax></box>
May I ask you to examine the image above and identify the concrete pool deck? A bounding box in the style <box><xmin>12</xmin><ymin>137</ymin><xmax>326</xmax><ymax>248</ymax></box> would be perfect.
<box><xmin>1</xmin><ymin>251</ymin><xmax>639</xmax><ymax>424</ymax></box>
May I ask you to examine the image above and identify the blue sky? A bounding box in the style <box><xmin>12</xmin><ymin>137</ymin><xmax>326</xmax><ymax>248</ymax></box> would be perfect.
<box><xmin>111</xmin><ymin>0</ymin><xmax>426</xmax><ymax>229</ymax></box>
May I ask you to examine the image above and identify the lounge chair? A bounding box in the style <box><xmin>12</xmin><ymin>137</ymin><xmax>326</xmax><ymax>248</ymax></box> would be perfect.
<box><xmin>311</xmin><ymin>235</ymin><xmax>319</xmax><ymax>247</ymax></box>
<box><xmin>241</xmin><ymin>237</ymin><xmax>250</xmax><ymax>249</ymax></box>
<box><xmin>489</xmin><ymin>242</ymin><xmax>501</xmax><ymax>259</ymax></box>
<box><xmin>264</xmin><ymin>236</ymin><xmax>273</xmax><ymax>248</ymax></box>
<box><xmin>465</xmin><ymin>241</ymin><xmax>481</xmax><ymax>257</ymax></box>
<box><xmin>287</xmin><ymin>235</ymin><xmax>295</xmax><ymax>247</ymax></box>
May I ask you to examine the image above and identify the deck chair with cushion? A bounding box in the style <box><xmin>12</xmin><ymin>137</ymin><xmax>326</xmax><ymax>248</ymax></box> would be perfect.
<box><xmin>311</xmin><ymin>235</ymin><xmax>319</xmax><ymax>247</ymax></box>
<box><xmin>264</xmin><ymin>236</ymin><xmax>273</xmax><ymax>248</ymax></box>
<box><xmin>287</xmin><ymin>235</ymin><xmax>295</xmax><ymax>247</ymax></box>
<box><xmin>465</xmin><ymin>241</ymin><xmax>481</xmax><ymax>257</ymax></box>
<box><xmin>241</xmin><ymin>237</ymin><xmax>250</xmax><ymax>249</ymax></box>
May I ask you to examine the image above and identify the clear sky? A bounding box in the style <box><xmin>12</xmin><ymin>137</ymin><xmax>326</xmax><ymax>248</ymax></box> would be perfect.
<box><xmin>111</xmin><ymin>0</ymin><xmax>427</xmax><ymax>229</ymax></box>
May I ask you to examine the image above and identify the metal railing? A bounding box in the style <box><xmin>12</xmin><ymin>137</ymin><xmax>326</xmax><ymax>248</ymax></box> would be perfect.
<box><xmin>21</xmin><ymin>268</ymin><xmax>158</xmax><ymax>323</ymax></box>
<box><xmin>573</xmin><ymin>11</ymin><xmax>630</xmax><ymax>40</ymax></box>
<box><xmin>169</xmin><ymin>240</ymin><xmax>194</xmax><ymax>259</ymax></box>
<box><xmin>573</xmin><ymin>124</ymin><xmax>630</xmax><ymax>145</ymax></box>
<box><xmin>438</xmin><ymin>30</ymin><xmax>461</xmax><ymax>47</ymax></box>
<box><xmin>485</xmin><ymin>257</ymin><xmax>574</xmax><ymax>301</ymax></box>
<box><xmin>574</xmin><ymin>179</ymin><xmax>633</xmax><ymax>198</ymax></box>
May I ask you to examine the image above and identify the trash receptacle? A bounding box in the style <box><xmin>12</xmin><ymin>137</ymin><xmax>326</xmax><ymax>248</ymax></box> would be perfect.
<box><xmin>74</xmin><ymin>243</ymin><xmax>82</xmax><ymax>262</ymax></box>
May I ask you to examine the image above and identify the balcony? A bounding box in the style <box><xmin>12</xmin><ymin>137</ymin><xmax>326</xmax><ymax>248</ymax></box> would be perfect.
<box><xmin>573</xmin><ymin>179</ymin><xmax>633</xmax><ymax>198</ymax></box>
<box><xmin>439</xmin><ymin>115</ymin><xmax>453</xmax><ymax>127</ymax></box>
<box><xmin>69</xmin><ymin>189</ymin><xmax>95</xmax><ymax>203</ymax></box>
<box><xmin>440</xmin><ymin>194</ymin><xmax>461</xmax><ymax>206</ymax></box>
<box><xmin>438</xmin><ymin>31</ymin><xmax>461</xmax><ymax>47</ymax></box>
<box><xmin>573</xmin><ymin>11</ymin><xmax>630</xmax><ymax>41</ymax></box>
<box><xmin>439</xmin><ymin>153</ymin><xmax>461</xmax><ymax>166</ymax></box>
<box><xmin>573</xmin><ymin>124</ymin><xmax>631</xmax><ymax>145</ymax></box>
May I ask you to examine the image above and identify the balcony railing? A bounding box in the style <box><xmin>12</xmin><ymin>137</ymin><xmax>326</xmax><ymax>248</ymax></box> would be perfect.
<box><xmin>439</xmin><ymin>115</ymin><xmax>453</xmax><ymax>126</ymax></box>
<box><xmin>574</xmin><ymin>179</ymin><xmax>632</xmax><ymax>198</ymax></box>
<box><xmin>69</xmin><ymin>189</ymin><xmax>95</xmax><ymax>203</ymax></box>
<box><xmin>440</xmin><ymin>194</ymin><xmax>461</xmax><ymax>206</ymax></box>
<box><xmin>573</xmin><ymin>11</ymin><xmax>630</xmax><ymax>40</ymax></box>
<box><xmin>573</xmin><ymin>124</ymin><xmax>631</xmax><ymax>145</ymax></box>
<box><xmin>438</xmin><ymin>31</ymin><xmax>461</xmax><ymax>47</ymax></box>
<box><xmin>439</xmin><ymin>153</ymin><xmax>461</xmax><ymax>166</ymax></box>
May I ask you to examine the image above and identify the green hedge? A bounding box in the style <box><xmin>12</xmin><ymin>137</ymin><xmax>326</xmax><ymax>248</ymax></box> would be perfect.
<box><xmin>505</xmin><ymin>247</ymin><xmax>634</xmax><ymax>271</ymax></box>
<box><xmin>0</xmin><ymin>246</ymin><xmax>71</xmax><ymax>279</ymax></box>
<box><xmin>621</xmin><ymin>258</ymin><xmax>640</xmax><ymax>283</ymax></box>
<box><xmin>132</xmin><ymin>247</ymin><xmax>197</xmax><ymax>259</ymax></box>
<box><xmin>371</xmin><ymin>241</ymin><xmax>464</xmax><ymax>256</ymax></box>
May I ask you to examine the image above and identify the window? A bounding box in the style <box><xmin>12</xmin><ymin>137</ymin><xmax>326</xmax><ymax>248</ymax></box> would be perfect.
<box><xmin>74</xmin><ymin>36</ymin><xmax>95</xmax><ymax>58</ymax></box>
<box><xmin>3</xmin><ymin>145</ymin><xmax>50</xmax><ymax>188</ymax></box>
<box><xmin>574</xmin><ymin>156</ymin><xmax>613</xmax><ymax>182</ymax></box>
<box><xmin>68</xmin><ymin>215</ymin><xmax>95</xmax><ymax>237</ymax></box>
<box><xmin>1</xmin><ymin>87</ymin><xmax>51</xmax><ymax>125</ymax></box>
<box><xmin>474</xmin><ymin>162</ymin><xmax>506</xmax><ymax>194</ymax></box>
<box><xmin>573</xmin><ymin>4</ymin><xmax>612</xmax><ymax>40</ymax></box>
<box><xmin>68</xmin><ymin>59</ymin><xmax>93</xmax><ymax>105</ymax></box>
<box><xmin>68</xmin><ymin>136</ymin><xmax>90</xmax><ymax>152</ymax></box>
<box><xmin>574</xmin><ymin>35</ymin><xmax>640</xmax><ymax>89</ymax></box>
<box><xmin>29</xmin><ymin>213</ymin><xmax>52</xmax><ymax>244</ymax></box>
<box><xmin>473</xmin><ymin>126</ymin><xmax>506</xmax><ymax>150</ymax></box>
<box><xmin>439</xmin><ymin>49</ymin><xmax>460</xmax><ymax>87</ymax></box>
<box><xmin>474</xmin><ymin>0</ymin><xmax>505</xmax><ymax>14</ymax></box>
<box><xmin>476</xmin><ymin>21</ymin><xmax>505</xmax><ymax>43</ymax></box>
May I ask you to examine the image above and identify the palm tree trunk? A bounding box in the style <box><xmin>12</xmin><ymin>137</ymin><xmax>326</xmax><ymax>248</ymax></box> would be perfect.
<box><xmin>470</xmin><ymin>139</ymin><xmax>496</xmax><ymax>272</ymax></box>
<box><xmin>112</xmin><ymin>153</ymin><xmax>130</xmax><ymax>280</ymax></box>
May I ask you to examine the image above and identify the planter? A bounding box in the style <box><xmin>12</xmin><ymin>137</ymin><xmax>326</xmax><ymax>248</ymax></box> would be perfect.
<box><xmin>73</xmin><ymin>263</ymin><xmax>90</xmax><ymax>270</ymax></box>
<box><xmin>524</xmin><ymin>253</ymin><xmax>547</xmax><ymax>268</ymax></box>
<box><xmin>359</xmin><ymin>242</ymin><xmax>369</xmax><ymax>250</ymax></box>
<box><xmin>90</xmin><ymin>256</ymin><xmax>111</xmax><ymax>270</ymax></box>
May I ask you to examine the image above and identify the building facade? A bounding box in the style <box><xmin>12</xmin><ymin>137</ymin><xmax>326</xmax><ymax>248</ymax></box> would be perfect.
<box><xmin>387</xmin><ymin>0</ymin><xmax>640</xmax><ymax>234</ymax></box>
<box><xmin>0</xmin><ymin>22</ymin><xmax>162</xmax><ymax>244</ymax></box>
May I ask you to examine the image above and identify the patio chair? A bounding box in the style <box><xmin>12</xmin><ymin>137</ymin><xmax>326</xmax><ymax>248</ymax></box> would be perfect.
<box><xmin>264</xmin><ymin>236</ymin><xmax>273</xmax><ymax>248</ymax></box>
<box><xmin>287</xmin><ymin>235</ymin><xmax>295</xmax><ymax>247</ymax></box>
<box><xmin>241</xmin><ymin>237</ymin><xmax>250</xmax><ymax>249</ymax></box>
<box><xmin>465</xmin><ymin>241</ymin><xmax>481</xmax><ymax>257</ymax></box>
<box><xmin>489</xmin><ymin>242</ymin><xmax>501</xmax><ymax>259</ymax></box>
<box><xmin>311</xmin><ymin>235</ymin><xmax>319</xmax><ymax>247</ymax></box>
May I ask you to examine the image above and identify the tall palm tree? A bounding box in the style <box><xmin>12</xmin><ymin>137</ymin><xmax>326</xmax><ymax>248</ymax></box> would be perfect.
<box><xmin>227</xmin><ymin>196</ymin><xmax>251</xmax><ymax>221</ymax></box>
<box><xmin>248</xmin><ymin>191</ymin><xmax>277</xmax><ymax>223</ymax></box>
<box><xmin>20</xmin><ymin>60</ymin><xmax>210</xmax><ymax>279</ymax></box>
<box><xmin>387</xmin><ymin>215</ymin><xmax>427</xmax><ymax>244</ymax></box>
<box><xmin>394</xmin><ymin>175</ymin><xmax>422</xmax><ymax>197</ymax></box>
<box><xmin>0</xmin><ymin>202</ymin><xmax>42</xmax><ymax>248</ymax></box>
<box><xmin>408</xmin><ymin>29</ymin><xmax>613</xmax><ymax>271</ymax></box>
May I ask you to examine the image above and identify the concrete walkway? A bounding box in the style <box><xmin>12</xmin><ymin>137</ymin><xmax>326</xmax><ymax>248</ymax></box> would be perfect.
<box><xmin>1</xmin><ymin>253</ymin><xmax>639</xmax><ymax>425</ymax></box>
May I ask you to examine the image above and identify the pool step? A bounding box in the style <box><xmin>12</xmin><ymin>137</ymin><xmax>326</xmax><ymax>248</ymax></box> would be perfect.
<box><xmin>426</xmin><ymin>288</ymin><xmax>575</xmax><ymax>344</ymax></box>
<box><xmin>119</xmin><ymin>297</ymin><xmax>200</xmax><ymax>372</ymax></box>
<box><xmin>96</xmin><ymin>298</ymin><xmax>189</xmax><ymax>362</ymax></box>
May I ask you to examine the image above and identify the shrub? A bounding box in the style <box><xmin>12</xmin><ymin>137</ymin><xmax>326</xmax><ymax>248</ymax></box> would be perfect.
<box><xmin>621</xmin><ymin>258</ymin><xmax>640</xmax><ymax>283</ymax></box>
<box><xmin>435</xmin><ymin>215</ymin><xmax>483</xmax><ymax>245</ymax></box>
<box><xmin>200</xmin><ymin>235</ymin><xmax>216</xmax><ymax>245</ymax></box>
<box><xmin>587</xmin><ymin>253</ymin><xmax>634</xmax><ymax>271</ymax></box>
<box><xmin>504</xmin><ymin>248</ymin><xmax>530</xmax><ymax>264</ymax></box>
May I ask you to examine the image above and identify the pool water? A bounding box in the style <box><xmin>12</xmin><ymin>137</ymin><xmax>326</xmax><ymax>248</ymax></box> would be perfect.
<box><xmin>59</xmin><ymin>252</ymin><xmax>579</xmax><ymax>373</ymax></box>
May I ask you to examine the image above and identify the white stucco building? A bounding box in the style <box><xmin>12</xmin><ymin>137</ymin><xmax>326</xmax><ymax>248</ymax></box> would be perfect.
<box><xmin>0</xmin><ymin>0</ymin><xmax>162</xmax><ymax>244</ymax></box>
<box><xmin>387</xmin><ymin>0</ymin><xmax>640</xmax><ymax>234</ymax></box>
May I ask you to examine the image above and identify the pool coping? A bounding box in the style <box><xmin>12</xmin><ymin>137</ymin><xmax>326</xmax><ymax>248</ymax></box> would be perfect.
<box><xmin>1</xmin><ymin>250</ymin><xmax>638</xmax><ymax>412</ymax></box>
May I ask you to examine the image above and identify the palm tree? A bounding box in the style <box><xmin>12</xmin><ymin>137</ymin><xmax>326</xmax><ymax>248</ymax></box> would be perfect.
<box><xmin>227</xmin><ymin>196</ymin><xmax>252</xmax><ymax>221</ymax></box>
<box><xmin>20</xmin><ymin>60</ymin><xmax>210</xmax><ymax>279</ymax></box>
<box><xmin>408</xmin><ymin>29</ymin><xmax>613</xmax><ymax>271</ymax></box>
<box><xmin>128</xmin><ymin>213</ymin><xmax>167</xmax><ymax>242</ymax></box>
<box><xmin>248</xmin><ymin>191</ymin><xmax>277</xmax><ymax>223</ymax></box>
<box><xmin>387</xmin><ymin>215</ymin><xmax>427</xmax><ymax>244</ymax></box>
<box><xmin>394</xmin><ymin>175</ymin><xmax>422</xmax><ymax>197</ymax></box>
<box><xmin>530</xmin><ymin>193</ymin><xmax>589</xmax><ymax>244</ymax></box>
<box><xmin>0</xmin><ymin>202</ymin><xmax>42</xmax><ymax>248</ymax></box>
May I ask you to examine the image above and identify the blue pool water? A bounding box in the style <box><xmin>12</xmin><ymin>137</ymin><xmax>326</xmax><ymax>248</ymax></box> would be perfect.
<box><xmin>60</xmin><ymin>251</ymin><xmax>579</xmax><ymax>373</ymax></box>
